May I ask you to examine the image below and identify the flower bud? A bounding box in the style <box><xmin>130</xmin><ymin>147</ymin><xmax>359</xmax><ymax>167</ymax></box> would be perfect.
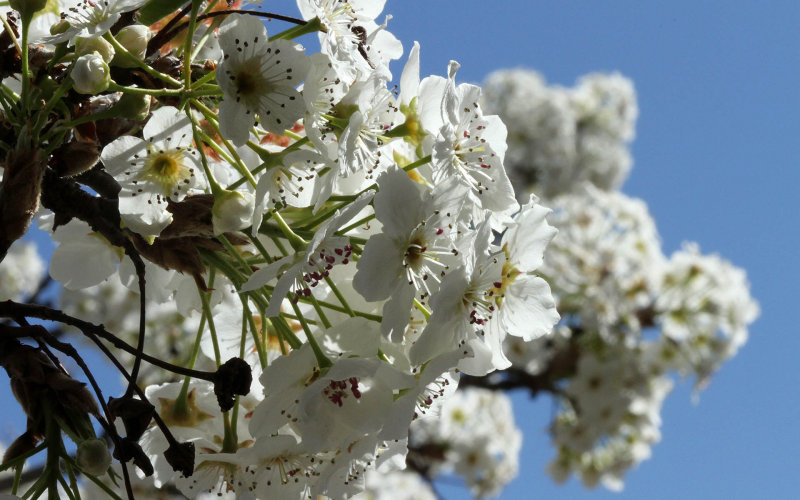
<box><xmin>113</xmin><ymin>25</ymin><xmax>152</xmax><ymax>67</ymax></box>
<box><xmin>113</xmin><ymin>92</ymin><xmax>151</xmax><ymax>121</ymax></box>
<box><xmin>72</xmin><ymin>52</ymin><xmax>110</xmax><ymax>95</ymax></box>
<box><xmin>75</xmin><ymin>37</ymin><xmax>115</xmax><ymax>63</ymax></box>
<box><xmin>212</xmin><ymin>189</ymin><xmax>254</xmax><ymax>235</ymax></box>
<box><xmin>9</xmin><ymin>0</ymin><xmax>47</xmax><ymax>19</ymax></box>
<box><xmin>50</xmin><ymin>19</ymin><xmax>71</xmax><ymax>36</ymax></box>
<box><xmin>76</xmin><ymin>438</ymin><xmax>111</xmax><ymax>476</ymax></box>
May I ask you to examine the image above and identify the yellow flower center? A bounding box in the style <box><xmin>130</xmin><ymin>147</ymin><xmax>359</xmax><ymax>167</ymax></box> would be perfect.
<box><xmin>143</xmin><ymin>149</ymin><xmax>189</xmax><ymax>194</ymax></box>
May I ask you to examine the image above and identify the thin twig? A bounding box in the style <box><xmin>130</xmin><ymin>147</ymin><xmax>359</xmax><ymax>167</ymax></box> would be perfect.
<box><xmin>0</xmin><ymin>300</ymin><xmax>215</xmax><ymax>381</ymax></box>
<box><xmin>149</xmin><ymin>10</ymin><xmax>308</xmax><ymax>57</ymax></box>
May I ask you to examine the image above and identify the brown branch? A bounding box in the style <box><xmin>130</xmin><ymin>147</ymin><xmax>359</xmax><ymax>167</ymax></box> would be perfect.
<box><xmin>0</xmin><ymin>300</ymin><xmax>214</xmax><ymax>382</ymax></box>
<box><xmin>147</xmin><ymin>9</ymin><xmax>309</xmax><ymax>57</ymax></box>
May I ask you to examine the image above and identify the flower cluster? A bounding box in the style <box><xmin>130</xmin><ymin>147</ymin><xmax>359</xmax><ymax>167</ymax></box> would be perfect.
<box><xmin>0</xmin><ymin>240</ymin><xmax>44</xmax><ymax>301</ymax></box>
<box><xmin>0</xmin><ymin>3</ymin><xmax>758</xmax><ymax>500</ymax></box>
<box><xmin>468</xmin><ymin>69</ymin><xmax>758</xmax><ymax>489</ymax></box>
<box><xmin>408</xmin><ymin>388</ymin><xmax>522</xmax><ymax>498</ymax></box>
<box><xmin>482</xmin><ymin>69</ymin><xmax>637</xmax><ymax>198</ymax></box>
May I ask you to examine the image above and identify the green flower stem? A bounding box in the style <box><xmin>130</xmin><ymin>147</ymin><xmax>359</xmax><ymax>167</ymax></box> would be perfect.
<box><xmin>245</xmin><ymin>229</ymin><xmax>378</xmax><ymax>322</ymax></box>
<box><xmin>0</xmin><ymin>14</ymin><xmax>21</xmax><ymax>55</ymax></box>
<box><xmin>269</xmin><ymin>16</ymin><xmax>324</xmax><ymax>41</ymax></box>
<box><xmin>190</xmin><ymin>98</ymin><xmax>257</xmax><ymax>188</ymax></box>
<box><xmin>196</xmin><ymin>127</ymin><xmax>257</xmax><ymax>187</ymax></box>
<box><xmin>183</xmin><ymin>1</ymin><xmax>202</xmax><ymax>88</ymax></box>
<box><xmin>320</xmin><ymin>113</ymin><xmax>350</xmax><ymax>130</ymax></box>
<box><xmin>279</xmin><ymin>313</ymin><xmax>320</xmax><ymax>326</ymax></box>
<box><xmin>326</xmin><ymin>194</ymin><xmax>365</xmax><ymax>202</ymax></box>
<box><xmin>221</xmin><ymin>142</ymin><xmax>259</xmax><ymax>189</ymax></box>
<box><xmin>221</xmin><ymin>412</ymin><xmax>237</xmax><ymax>452</ymax></box>
<box><xmin>11</xmin><ymin>464</ymin><xmax>22</xmax><ymax>496</ymax></box>
<box><xmin>289</xmin><ymin>300</ymin><xmax>332</xmax><ymax>369</ymax></box>
<box><xmin>104</xmin><ymin>33</ymin><xmax>181</xmax><ymax>87</ymax></box>
<box><xmin>324</xmin><ymin>276</ymin><xmax>356</xmax><ymax>317</ymax></box>
<box><xmin>62</xmin><ymin>459</ymin><xmax>79</xmax><ymax>500</ymax></box>
<box><xmin>250</xmin><ymin>133</ymin><xmax>307</xmax><ymax>163</ymax></box>
<box><xmin>226</xmin><ymin>135</ymin><xmax>310</xmax><ymax>190</ymax></box>
<box><xmin>311</xmin><ymin>298</ymin><xmax>382</xmax><ymax>322</ymax></box>
<box><xmin>414</xmin><ymin>298</ymin><xmax>431</xmax><ymax>321</ymax></box>
<box><xmin>1</xmin><ymin>82</ymin><xmax>19</xmax><ymax>105</ymax></box>
<box><xmin>403</xmin><ymin>154</ymin><xmax>432</xmax><ymax>172</ymax></box>
<box><xmin>273</xmin><ymin>211</ymin><xmax>308</xmax><ymax>250</ymax></box>
<box><xmin>200</xmin><ymin>287</ymin><xmax>222</xmax><ymax>366</ymax></box>
<box><xmin>19</xmin><ymin>13</ymin><xmax>30</xmax><ymax>110</ymax></box>
<box><xmin>192</xmin><ymin>67</ymin><xmax>217</xmax><ymax>87</ymax></box>
<box><xmin>245</xmin><ymin>228</ymin><xmax>275</xmax><ymax>264</ymax></box>
<box><xmin>217</xmin><ymin>233</ymin><xmax>253</xmax><ymax>276</ymax></box>
<box><xmin>190</xmin><ymin>96</ymin><xmax>219</xmax><ymax>124</ymax></box>
<box><xmin>193</xmin><ymin>127</ymin><xmax>238</xmax><ymax>168</ymax></box>
<box><xmin>190</xmin><ymin>17</ymin><xmax>220</xmax><ymax>62</ymax></box>
<box><xmin>176</xmin><ymin>269</ymin><xmax>213</xmax><ymax>406</ymax></box>
<box><xmin>283</xmin><ymin>129</ymin><xmax>305</xmax><ymax>141</ymax></box>
<box><xmin>271</xmin><ymin>317</ymin><xmax>302</xmax><ymax>350</ymax></box>
<box><xmin>308</xmin><ymin>294</ymin><xmax>332</xmax><ymax>329</ymax></box>
<box><xmin>78</xmin><ymin>468</ymin><xmax>124</xmax><ymax>500</ymax></box>
<box><xmin>35</xmin><ymin>80</ymin><xmax>74</xmax><ymax>138</ymax></box>
<box><xmin>55</xmin><ymin>471</ymin><xmax>75</xmax><ymax>500</ymax></box>
<box><xmin>242</xmin><ymin>299</ymin><xmax>267</xmax><ymax>366</ymax></box>
<box><xmin>44</xmin><ymin>401</ymin><xmax>61</xmax><ymax>499</ymax></box>
<box><xmin>200</xmin><ymin>248</ymin><xmax>249</xmax><ymax>287</ymax></box>
<box><xmin>338</xmin><ymin>213</ymin><xmax>376</xmax><ymax>236</ymax></box>
<box><xmin>106</xmin><ymin>82</ymin><xmax>183</xmax><ymax>97</ymax></box>
<box><xmin>189</xmin><ymin>114</ymin><xmax>225</xmax><ymax>196</ymax></box>
<box><xmin>297</xmin><ymin>201</ymin><xmax>349</xmax><ymax>231</ymax></box>
<box><xmin>186</xmin><ymin>312</ymin><xmax>209</xmax><ymax>372</ymax></box>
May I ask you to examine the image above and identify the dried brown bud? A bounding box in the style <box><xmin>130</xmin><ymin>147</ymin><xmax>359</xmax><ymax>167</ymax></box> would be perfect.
<box><xmin>0</xmin><ymin>148</ymin><xmax>46</xmax><ymax>259</ymax></box>
<box><xmin>160</xmin><ymin>194</ymin><xmax>215</xmax><ymax>240</ymax></box>
<box><xmin>164</xmin><ymin>441</ymin><xmax>195</xmax><ymax>478</ymax></box>
<box><xmin>212</xmin><ymin>357</ymin><xmax>252</xmax><ymax>412</ymax></box>
<box><xmin>51</xmin><ymin>139</ymin><xmax>101</xmax><ymax>177</ymax></box>
<box><xmin>113</xmin><ymin>437</ymin><xmax>154</xmax><ymax>477</ymax></box>
<box><xmin>151</xmin><ymin>54</ymin><xmax>181</xmax><ymax>78</ymax></box>
<box><xmin>108</xmin><ymin>396</ymin><xmax>155</xmax><ymax>441</ymax></box>
<box><xmin>3</xmin><ymin>430</ymin><xmax>38</xmax><ymax>463</ymax></box>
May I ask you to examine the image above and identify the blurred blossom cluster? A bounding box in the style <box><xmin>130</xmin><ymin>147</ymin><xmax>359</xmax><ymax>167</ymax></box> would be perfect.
<box><xmin>0</xmin><ymin>241</ymin><xmax>44</xmax><ymax>301</ymax></box>
<box><xmin>0</xmin><ymin>2</ymin><xmax>756</xmax><ymax>499</ymax></box>
<box><xmin>481</xmin><ymin>68</ymin><xmax>759</xmax><ymax>489</ymax></box>
<box><xmin>482</xmin><ymin>69</ymin><xmax>637</xmax><ymax>198</ymax></box>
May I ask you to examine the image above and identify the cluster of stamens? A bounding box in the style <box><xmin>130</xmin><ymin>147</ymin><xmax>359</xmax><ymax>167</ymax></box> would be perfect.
<box><xmin>323</xmin><ymin>377</ymin><xmax>362</xmax><ymax>407</ymax></box>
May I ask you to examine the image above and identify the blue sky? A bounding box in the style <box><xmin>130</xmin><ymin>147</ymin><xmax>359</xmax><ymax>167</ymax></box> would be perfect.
<box><xmin>383</xmin><ymin>1</ymin><xmax>800</xmax><ymax>498</ymax></box>
<box><xmin>3</xmin><ymin>1</ymin><xmax>799</xmax><ymax>498</ymax></box>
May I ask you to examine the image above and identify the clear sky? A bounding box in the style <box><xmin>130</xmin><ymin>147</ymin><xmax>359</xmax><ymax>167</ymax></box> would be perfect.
<box><xmin>382</xmin><ymin>1</ymin><xmax>800</xmax><ymax>499</ymax></box>
<box><xmin>3</xmin><ymin>2</ymin><xmax>799</xmax><ymax>499</ymax></box>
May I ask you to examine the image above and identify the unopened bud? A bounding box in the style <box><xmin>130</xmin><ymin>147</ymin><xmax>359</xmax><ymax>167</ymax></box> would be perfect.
<box><xmin>113</xmin><ymin>92</ymin><xmax>151</xmax><ymax>121</ymax></box>
<box><xmin>75</xmin><ymin>37</ymin><xmax>114</xmax><ymax>63</ymax></box>
<box><xmin>9</xmin><ymin>0</ymin><xmax>47</xmax><ymax>20</ymax></box>
<box><xmin>49</xmin><ymin>19</ymin><xmax>71</xmax><ymax>36</ymax></box>
<box><xmin>76</xmin><ymin>438</ymin><xmax>111</xmax><ymax>476</ymax></box>
<box><xmin>72</xmin><ymin>52</ymin><xmax>110</xmax><ymax>94</ymax></box>
<box><xmin>212</xmin><ymin>189</ymin><xmax>254</xmax><ymax>235</ymax></box>
<box><xmin>113</xmin><ymin>25</ymin><xmax>152</xmax><ymax>68</ymax></box>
